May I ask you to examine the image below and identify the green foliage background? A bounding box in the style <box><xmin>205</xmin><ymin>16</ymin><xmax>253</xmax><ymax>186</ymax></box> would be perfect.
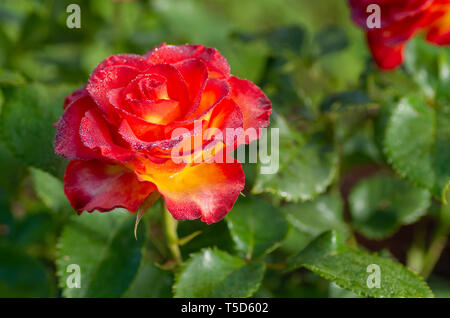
<box><xmin>0</xmin><ymin>0</ymin><xmax>449</xmax><ymax>298</ymax></box>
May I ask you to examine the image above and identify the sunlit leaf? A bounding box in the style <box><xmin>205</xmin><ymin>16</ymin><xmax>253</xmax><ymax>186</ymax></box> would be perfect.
<box><xmin>226</xmin><ymin>196</ymin><xmax>289</xmax><ymax>259</ymax></box>
<box><xmin>281</xmin><ymin>193</ymin><xmax>348</xmax><ymax>255</ymax></box>
<box><xmin>30</xmin><ymin>168</ymin><xmax>70</xmax><ymax>213</ymax></box>
<box><xmin>287</xmin><ymin>231</ymin><xmax>434</xmax><ymax>298</ymax></box>
<box><xmin>174</xmin><ymin>248</ymin><xmax>265</xmax><ymax>297</ymax></box>
<box><xmin>349</xmin><ymin>174</ymin><xmax>430</xmax><ymax>239</ymax></box>
<box><xmin>56</xmin><ymin>211</ymin><xmax>142</xmax><ymax>297</ymax></box>
<box><xmin>253</xmin><ymin>116</ymin><xmax>338</xmax><ymax>202</ymax></box>
<box><xmin>384</xmin><ymin>96</ymin><xmax>450</xmax><ymax>200</ymax></box>
<box><xmin>122</xmin><ymin>262</ymin><xmax>173</xmax><ymax>298</ymax></box>
<box><xmin>0</xmin><ymin>83</ymin><xmax>75</xmax><ymax>178</ymax></box>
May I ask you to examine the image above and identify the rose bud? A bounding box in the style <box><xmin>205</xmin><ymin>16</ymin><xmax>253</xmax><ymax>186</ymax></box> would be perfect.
<box><xmin>348</xmin><ymin>0</ymin><xmax>450</xmax><ymax>70</ymax></box>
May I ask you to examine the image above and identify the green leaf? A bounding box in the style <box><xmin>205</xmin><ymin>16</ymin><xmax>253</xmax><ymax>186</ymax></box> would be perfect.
<box><xmin>226</xmin><ymin>196</ymin><xmax>289</xmax><ymax>259</ymax></box>
<box><xmin>328</xmin><ymin>282</ymin><xmax>360</xmax><ymax>298</ymax></box>
<box><xmin>320</xmin><ymin>90</ymin><xmax>370</xmax><ymax>113</ymax></box>
<box><xmin>9</xmin><ymin>213</ymin><xmax>54</xmax><ymax>247</ymax></box>
<box><xmin>384</xmin><ymin>96</ymin><xmax>450</xmax><ymax>199</ymax></box>
<box><xmin>0</xmin><ymin>140</ymin><xmax>26</xmax><ymax>200</ymax></box>
<box><xmin>428</xmin><ymin>276</ymin><xmax>450</xmax><ymax>298</ymax></box>
<box><xmin>281</xmin><ymin>193</ymin><xmax>348</xmax><ymax>255</ymax></box>
<box><xmin>253</xmin><ymin>116</ymin><xmax>338</xmax><ymax>202</ymax></box>
<box><xmin>122</xmin><ymin>262</ymin><xmax>173</xmax><ymax>298</ymax></box>
<box><xmin>30</xmin><ymin>168</ymin><xmax>70</xmax><ymax>213</ymax></box>
<box><xmin>56</xmin><ymin>210</ymin><xmax>143</xmax><ymax>297</ymax></box>
<box><xmin>174</xmin><ymin>248</ymin><xmax>265</xmax><ymax>298</ymax></box>
<box><xmin>349</xmin><ymin>175</ymin><xmax>430</xmax><ymax>239</ymax></box>
<box><xmin>0</xmin><ymin>244</ymin><xmax>55</xmax><ymax>297</ymax></box>
<box><xmin>178</xmin><ymin>219</ymin><xmax>234</xmax><ymax>258</ymax></box>
<box><xmin>265</xmin><ymin>26</ymin><xmax>306</xmax><ymax>53</ymax></box>
<box><xmin>0</xmin><ymin>83</ymin><xmax>75</xmax><ymax>178</ymax></box>
<box><xmin>314</xmin><ymin>27</ymin><xmax>349</xmax><ymax>57</ymax></box>
<box><xmin>283</xmin><ymin>193</ymin><xmax>348</xmax><ymax>237</ymax></box>
<box><xmin>0</xmin><ymin>69</ymin><xmax>25</xmax><ymax>86</ymax></box>
<box><xmin>405</xmin><ymin>38</ymin><xmax>450</xmax><ymax>101</ymax></box>
<box><xmin>286</xmin><ymin>231</ymin><xmax>434</xmax><ymax>298</ymax></box>
<box><xmin>367</xmin><ymin>70</ymin><xmax>421</xmax><ymax>104</ymax></box>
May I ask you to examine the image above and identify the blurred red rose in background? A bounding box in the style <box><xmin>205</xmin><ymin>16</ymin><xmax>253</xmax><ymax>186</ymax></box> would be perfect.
<box><xmin>54</xmin><ymin>43</ymin><xmax>272</xmax><ymax>224</ymax></box>
<box><xmin>348</xmin><ymin>0</ymin><xmax>450</xmax><ymax>69</ymax></box>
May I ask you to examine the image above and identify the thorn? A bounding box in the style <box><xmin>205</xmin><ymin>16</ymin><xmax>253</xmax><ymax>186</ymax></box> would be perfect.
<box><xmin>134</xmin><ymin>207</ymin><xmax>146</xmax><ymax>240</ymax></box>
<box><xmin>133</xmin><ymin>192</ymin><xmax>161</xmax><ymax>240</ymax></box>
<box><xmin>177</xmin><ymin>231</ymin><xmax>202</xmax><ymax>246</ymax></box>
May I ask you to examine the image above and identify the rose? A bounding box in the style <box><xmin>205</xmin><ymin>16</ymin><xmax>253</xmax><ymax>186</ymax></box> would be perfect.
<box><xmin>348</xmin><ymin>0</ymin><xmax>450</xmax><ymax>70</ymax></box>
<box><xmin>54</xmin><ymin>43</ymin><xmax>272</xmax><ymax>224</ymax></box>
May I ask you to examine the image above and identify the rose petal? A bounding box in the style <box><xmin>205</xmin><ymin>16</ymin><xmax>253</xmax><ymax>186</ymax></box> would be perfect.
<box><xmin>174</xmin><ymin>59</ymin><xmax>208</xmax><ymax>110</ymax></box>
<box><xmin>146</xmin><ymin>43</ymin><xmax>230</xmax><ymax>79</ymax></box>
<box><xmin>54</xmin><ymin>95</ymin><xmax>100</xmax><ymax>160</ymax></box>
<box><xmin>139</xmin><ymin>63</ymin><xmax>189</xmax><ymax>105</ymax></box>
<box><xmin>121</xmin><ymin>73</ymin><xmax>168</xmax><ymax>102</ymax></box>
<box><xmin>348</xmin><ymin>0</ymin><xmax>432</xmax><ymax>29</ymax></box>
<box><xmin>207</xmin><ymin>97</ymin><xmax>244</xmax><ymax>147</ymax></box>
<box><xmin>112</xmin><ymin>64</ymin><xmax>190</xmax><ymax>124</ymax></box>
<box><xmin>63</xmin><ymin>86</ymin><xmax>88</xmax><ymax>109</ymax></box>
<box><xmin>131</xmin><ymin>99</ymin><xmax>182</xmax><ymax>125</ymax></box>
<box><xmin>426</xmin><ymin>8</ymin><xmax>450</xmax><ymax>45</ymax></box>
<box><xmin>139</xmin><ymin>157</ymin><xmax>244</xmax><ymax>224</ymax></box>
<box><xmin>367</xmin><ymin>32</ymin><xmax>405</xmax><ymax>70</ymax></box>
<box><xmin>229</xmin><ymin>76</ymin><xmax>272</xmax><ymax>144</ymax></box>
<box><xmin>368</xmin><ymin>12</ymin><xmax>427</xmax><ymax>47</ymax></box>
<box><xmin>158</xmin><ymin>98</ymin><xmax>244</xmax><ymax>164</ymax></box>
<box><xmin>64</xmin><ymin>160</ymin><xmax>155</xmax><ymax>213</ymax></box>
<box><xmin>106</xmin><ymin>87</ymin><xmax>167</xmax><ymax>141</ymax></box>
<box><xmin>427</xmin><ymin>28</ymin><xmax>450</xmax><ymax>44</ymax></box>
<box><xmin>183</xmin><ymin>78</ymin><xmax>230</xmax><ymax>120</ymax></box>
<box><xmin>79</xmin><ymin>109</ymin><xmax>135</xmax><ymax>162</ymax></box>
<box><xmin>87</xmin><ymin>65</ymin><xmax>142</xmax><ymax>124</ymax></box>
<box><xmin>92</xmin><ymin>54</ymin><xmax>152</xmax><ymax>75</ymax></box>
<box><xmin>118</xmin><ymin>118</ymin><xmax>184</xmax><ymax>152</ymax></box>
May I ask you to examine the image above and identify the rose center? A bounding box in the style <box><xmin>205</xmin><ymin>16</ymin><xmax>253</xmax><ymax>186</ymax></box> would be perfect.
<box><xmin>138</xmin><ymin>77</ymin><xmax>169</xmax><ymax>101</ymax></box>
<box><xmin>120</xmin><ymin>74</ymin><xmax>181</xmax><ymax>125</ymax></box>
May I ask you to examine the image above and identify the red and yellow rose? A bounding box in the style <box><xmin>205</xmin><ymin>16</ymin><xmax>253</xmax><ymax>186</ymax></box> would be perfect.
<box><xmin>54</xmin><ymin>44</ymin><xmax>272</xmax><ymax>224</ymax></box>
<box><xmin>348</xmin><ymin>0</ymin><xmax>450</xmax><ymax>69</ymax></box>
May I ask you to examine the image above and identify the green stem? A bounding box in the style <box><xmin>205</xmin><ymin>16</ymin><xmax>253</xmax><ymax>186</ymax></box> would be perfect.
<box><xmin>162</xmin><ymin>201</ymin><xmax>182</xmax><ymax>263</ymax></box>
<box><xmin>420</xmin><ymin>225</ymin><xmax>448</xmax><ymax>279</ymax></box>
<box><xmin>406</xmin><ymin>223</ymin><xmax>427</xmax><ymax>274</ymax></box>
<box><xmin>420</xmin><ymin>205</ymin><xmax>450</xmax><ymax>279</ymax></box>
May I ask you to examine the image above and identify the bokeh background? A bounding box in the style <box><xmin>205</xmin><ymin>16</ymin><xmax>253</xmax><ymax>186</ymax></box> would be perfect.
<box><xmin>0</xmin><ymin>0</ymin><xmax>448</xmax><ymax>298</ymax></box>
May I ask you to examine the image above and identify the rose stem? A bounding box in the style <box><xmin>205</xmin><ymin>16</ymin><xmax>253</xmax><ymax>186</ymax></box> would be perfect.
<box><xmin>420</xmin><ymin>203</ymin><xmax>450</xmax><ymax>279</ymax></box>
<box><xmin>162</xmin><ymin>201</ymin><xmax>182</xmax><ymax>263</ymax></box>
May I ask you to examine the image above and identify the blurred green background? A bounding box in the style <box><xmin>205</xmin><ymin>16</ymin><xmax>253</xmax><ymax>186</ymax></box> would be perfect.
<box><xmin>0</xmin><ymin>0</ymin><xmax>449</xmax><ymax>298</ymax></box>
